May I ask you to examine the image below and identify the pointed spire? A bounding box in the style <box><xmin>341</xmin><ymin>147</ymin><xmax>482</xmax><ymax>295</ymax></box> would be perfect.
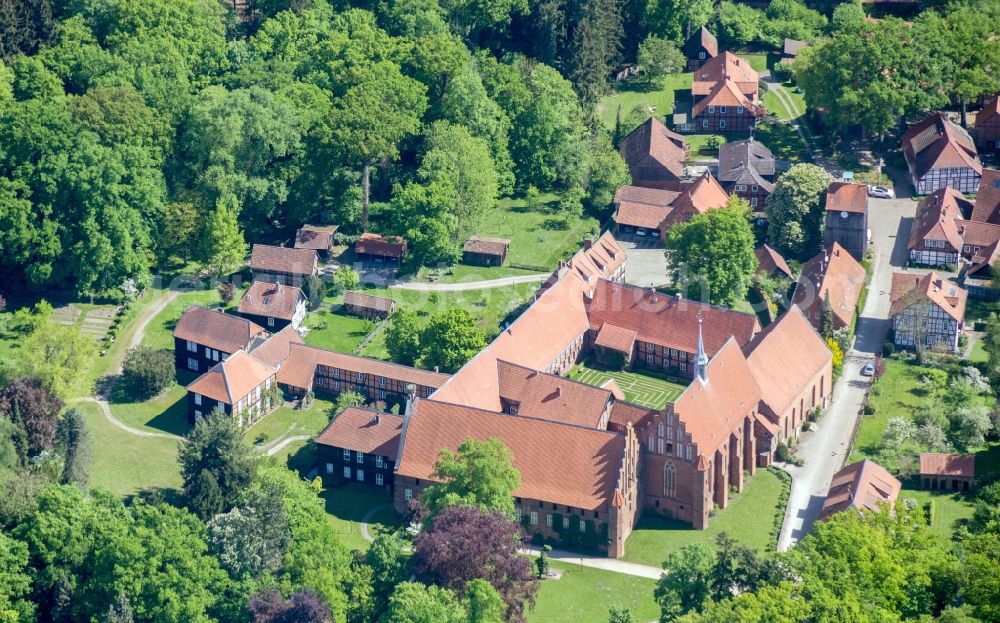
<box><xmin>696</xmin><ymin>313</ymin><xmax>709</xmax><ymax>383</ymax></box>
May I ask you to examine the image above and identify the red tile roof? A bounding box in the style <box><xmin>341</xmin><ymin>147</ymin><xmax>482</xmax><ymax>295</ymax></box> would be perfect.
<box><xmin>692</xmin><ymin>52</ymin><xmax>759</xmax><ymax>98</ymax></box>
<box><xmin>889</xmin><ymin>271</ymin><xmax>967</xmax><ymax>322</ymax></box>
<box><xmin>745</xmin><ymin>306</ymin><xmax>831</xmax><ymax>419</ymax></box>
<box><xmin>614</xmin><ymin>201</ymin><xmax>671</xmax><ymax>230</ymax></box>
<box><xmin>586</xmin><ymin>280</ymin><xmax>760</xmax><ymax>357</ymax></box>
<box><xmin>958</xmin><ymin>219</ymin><xmax>1000</xmax><ymax>248</ymax></box>
<box><xmin>294</xmin><ymin>225</ymin><xmax>337</xmax><ymax>251</ymax></box>
<box><xmin>316</xmin><ymin>407</ymin><xmax>402</xmax><ymax>456</ymax></box>
<box><xmin>278</xmin><ymin>342</ymin><xmax>450</xmax><ymax>391</ymax></box>
<box><xmin>238</xmin><ymin>281</ymin><xmax>304</xmax><ymax>321</ymax></box>
<box><xmin>619</xmin><ymin>116</ymin><xmax>687</xmax><ymax>181</ymax></box>
<box><xmin>792</xmin><ymin>243</ymin><xmax>867</xmax><ymax>329</ymax></box>
<box><xmin>356</xmin><ymin>233</ymin><xmax>407</xmax><ymax>258</ymax></box>
<box><xmin>249</xmin><ymin>325</ymin><xmax>304</xmax><ymax>368</ymax></box>
<box><xmin>919</xmin><ymin>452</ymin><xmax>975</xmax><ymax>477</ymax></box>
<box><xmin>967</xmin><ymin>239</ymin><xmax>1000</xmax><ymax>278</ymax></box>
<box><xmin>173</xmin><ymin>306</ymin><xmax>265</xmax><ymax>354</ymax></box>
<box><xmin>755</xmin><ymin>245</ymin><xmax>793</xmax><ymax>279</ymax></box>
<box><xmin>685</xmin><ymin>26</ymin><xmax>718</xmax><ymax>58</ymax></box>
<box><xmin>593</xmin><ymin>323</ymin><xmax>638</xmax><ymax>354</ymax></box>
<box><xmin>614</xmin><ymin>186</ymin><xmax>680</xmax><ymax>207</ymax></box>
<box><xmin>608</xmin><ymin>401</ymin><xmax>656</xmax><ymax>430</ymax></box>
<box><xmin>552</xmin><ymin>232</ymin><xmax>628</xmax><ymax>294</ymax></box>
<box><xmin>343</xmin><ymin>291</ymin><xmax>396</xmax><ymax>313</ymax></box>
<box><xmin>976</xmin><ymin>96</ymin><xmax>1000</xmax><ymax>130</ymax></box>
<box><xmin>908</xmin><ymin>188</ymin><xmax>968</xmax><ymax>253</ymax></box>
<box><xmin>250</xmin><ymin>244</ymin><xmax>318</xmax><ymax>276</ymax></box>
<box><xmin>463</xmin><ymin>236</ymin><xmax>510</xmax><ymax>256</ymax></box>
<box><xmin>820</xmin><ymin>459</ymin><xmax>900</xmax><ymax>520</ymax></box>
<box><xmin>671</xmin><ymin>338</ymin><xmax>761</xmax><ymax>455</ymax></box>
<box><xmin>666</xmin><ymin>172</ymin><xmax>730</xmax><ymax>225</ymax></box>
<box><xmin>396</xmin><ymin>398</ymin><xmax>627</xmax><ymax>510</ymax></box>
<box><xmin>692</xmin><ymin>79</ymin><xmax>758</xmax><ymax>117</ymax></box>
<box><xmin>971</xmin><ymin>168</ymin><xmax>1000</xmax><ymax>224</ymax></box>
<box><xmin>825</xmin><ymin>182</ymin><xmax>868</xmax><ymax>215</ymax></box>
<box><xmin>496</xmin><ymin>360</ymin><xmax>613</xmax><ymax>429</ymax></box>
<box><xmin>187</xmin><ymin>349</ymin><xmax>277</xmax><ymax>405</ymax></box>
<box><xmin>902</xmin><ymin>113</ymin><xmax>982</xmax><ymax>180</ymax></box>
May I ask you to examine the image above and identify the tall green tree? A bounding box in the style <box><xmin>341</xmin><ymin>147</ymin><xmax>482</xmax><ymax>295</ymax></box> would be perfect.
<box><xmin>654</xmin><ymin>543</ymin><xmax>714</xmax><ymax>621</ymax></box>
<box><xmin>385</xmin><ymin>308</ymin><xmax>423</xmax><ymax>366</ymax></box>
<box><xmin>179</xmin><ymin>411</ymin><xmax>258</xmax><ymax>519</ymax></box>
<box><xmin>565</xmin><ymin>0</ymin><xmax>624</xmax><ymax>104</ymax></box>
<box><xmin>55</xmin><ymin>408</ymin><xmax>91</xmax><ymax>487</ymax></box>
<box><xmin>330</xmin><ymin>61</ymin><xmax>428</xmax><ymax>231</ymax></box>
<box><xmin>198</xmin><ymin>193</ymin><xmax>248</xmax><ymax>276</ymax></box>
<box><xmin>765</xmin><ymin>163</ymin><xmax>832</xmax><ymax>258</ymax></box>
<box><xmin>383</xmin><ymin>582</ymin><xmax>466</xmax><ymax>623</ymax></box>
<box><xmin>636</xmin><ymin>36</ymin><xmax>685</xmax><ymax>85</ymax></box>
<box><xmin>665</xmin><ymin>201</ymin><xmax>758</xmax><ymax>307</ymax></box>
<box><xmin>421</xmin><ymin>437</ymin><xmax>521</xmax><ymax>519</ymax></box>
<box><xmin>418</xmin><ymin>308</ymin><xmax>487</xmax><ymax>372</ymax></box>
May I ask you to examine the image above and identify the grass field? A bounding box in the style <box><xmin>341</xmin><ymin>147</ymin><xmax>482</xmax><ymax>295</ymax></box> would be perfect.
<box><xmin>569</xmin><ymin>362</ymin><xmax>687</xmax><ymax>409</ymax></box>
<box><xmin>75</xmin><ymin>400</ymin><xmax>182</xmax><ymax>497</ymax></box>
<box><xmin>482</xmin><ymin>194</ymin><xmax>600</xmax><ymax>269</ymax></box>
<box><xmin>597</xmin><ymin>73</ymin><xmax>693</xmax><ymax>131</ymax></box>
<box><xmin>763</xmin><ymin>84</ymin><xmax>806</xmax><ymax>122</ymax></box>
<box><xmin>245</xmin><ymin>397</ymin><xmax>334</xmax><ymax>447</ymax></box>
<box><xmin>319</xmin><ymin>483</ymin><xmax>402</xmax><ymax>554</ymax></box>
<box><xmin>686</xmin><ymin>133</ymin><xmax>726</xmax><ymax>157</ymax></box>
<box><xmin>411</xmin><ymin>263</ymin><xmax>540</xmax><ymax>284</ymax></box>
<box><xmin>900</xmin><ymin>487</ymin><xmax>975</xmax><ymax>541</ymax></box>
<box><xmin>528</xmin><ymin>561</ymin><xmax>659</xmax><ymax>623</ymax></box>
<box><xmin>754</xmin><ymin>118</ymin><xmax>811</xmax><ymax>163</ymax></box>
<box><xmin>303</xmin><ymin>309</ymin><xmax>375</xmax><ymax>353</ymax></box>
<box><xmin>141</xmin><ymin>289</ymin><xmax>221</xmax><ymax>351</ymax></box>
<box><xmin>621</xmin><ymin>468</ymin><xmax>787</xmax><ymax>567</ymax></box>
<box><xmin>109</xmin><ymin>382</ymin><xmax>192</xmax><ymax>437</ymax></box>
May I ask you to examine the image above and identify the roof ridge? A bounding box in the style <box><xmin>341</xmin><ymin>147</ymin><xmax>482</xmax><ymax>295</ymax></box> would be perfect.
<box><xmin>419</xmin><ymin>398</ymin><xmax>622</xmax><ymax>436</ymax></box>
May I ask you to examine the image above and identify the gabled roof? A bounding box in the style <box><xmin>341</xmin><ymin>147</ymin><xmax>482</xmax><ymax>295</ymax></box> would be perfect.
<box><xmin>668</xmin><ymin>172</ymin><xmax>730</xmax><ymax>223</ymax></box>
<box><xmin>238</xmin><ymin>281</ymin><xmax>304</xmax><ymax>321</ymax></box>
<box><xmin>889</xmin><ymin>271</ymin><xmax>967</xmax><ymax>322</ymax></box>
<box><xmin>463</xmin><ymin>236</ymin><xmax>510</xmax><ymax>256</ymax></box>
<box><xmin>745</xmin><ymin>306</ymin><xmax>831</xmax><ymax>418</ymax></box>
<box><xmin>971</xmin><ymin>168</ymin><xmax>1000</xmax><ymax>224</ymax></box>
<box><xmin>671</xmin><ymin>338</ymin><xmax>761</xmax><ymax>456</ymax></box>
<box><xmin>586</xmin><ymin>280</ymin><xmax>760</xmax><ymax>357</ymax></box>
<box><xmin>395</xmin><ymin>398</ymin><xmax>627</xmax><ymax>511</ymax></box>
<box><xmin>692</xmin><ymin>79</ymin><xmax>756</xmax><ymax>117</ymax></box>
<box><xmin>614</xmin><ymin>201</ymin><xmax>671</xmax><ymax>230</ymax></box>
<box><xmin>557</xmin><ymin>231</ymin><xmax>628</xmax><ymax>293</ymax></box>
<box><xmin>187</xmin><ymin>349</ymin><xmax>277</xmax><ymax>406</ymax></box>
<box><xmin>755</xmin><ymin>245</ymin><xmax>793</xmax><ymax>279</ymax></box>
<box><xmin>902</xmin><ymin>113</ymin><xmax>982</xmax><ymax>180</ymax></box>
<box><xmin>356</xmin><ymin>233</ymin><xmax>407</xmax><ymax>258</ymax></box>
<box><xmin>316</xmin><ymin>407</ymin><xmax>402</xmax><ymax>456</ymax></box>
<box><xmin>792</xmin><ymin>242</ymin><xmax>867</xmax><ymax>328</ymax></box>
<box><xmin>496</xmin><ymin>360</ymin><xmax>613</xmax><ymax>429</ymax></box>
<box><xmin>173</xmin><ymin>306</ymin><xmax>266</xmax><ymax>354</ymax></box>
<box><xmin>692</xmin><ymin>52</ymin><xmax>759</xmax><ymax>97</ymax></box>
<box><xmin>432</xmin><ymin>271</ymin><xmax>593</xmax><ymax>411</ymax></box>
<box><xmin>975</xmin><ymin>96</ymin><xmax>1000</xmax><ymax>128</ymax></box>
<box><xmin>344</xmin><ymin>290</ymin><xmax>396</xmax><ymax>313</ymax></box>
<box><xmin>907</xmin><ymin>188</ymin><xmax>968</xmax><ymax>252</ymax></box>
<box><xmin>718</xmin><ymin>139</ymin><xmax>775</xmax><ymax>181</ymax></box>
<box><xmin>958</xmin><ymin>219</ymin><xmax>1000</xmax><ymax>247</ymax></box>
<box><xmin>614</xmin><ymin>185</ymin><xmax>680</xmax><ymax>207</ymax></box>
<box><xmin>820</xmin><ymin>459</ymin><xmax>900</xmax><ymax>520</ymax></box>
<box><xmin>684</xmin><ymin>26</ymin><xmax>718</xmax><ymax>58</ymax></box>
<box><xmin>278</xmin><ymin>342</ymin><xmax>450</xmax><ymax>391</ymax></box>
<box><xmin>249</xmin><ymin>324</ymin><xmax>304</xmax><ymax>368</ymax></box>
<box><xmin>593</xmin><ymin>323</ymin><xmax>638</xmax><ymax>355</ymax></box>
<box><xmin>919</xmin><ymin>452</ymin><xmax>975</xmax><ymax>477</ymax></box>
<box><xmin>782</xmin><ymin>38</ymin><xmax>809</xmax><ymax>57</ymax></box>
<box><xmin>967</xmin><ymin>239</ymin><xmax>1000</xmax><ymax>278</ymax></box>
<box><xmin>619</xmin><ymin>116</ymin><xmax>687</xmax><ymax>181</ymax></box>
<box><xmin>294</xmin><ymin>224</ymin><xmax>337</xmax><ymax>251</ymax></box>
<box><xmin>825</xmin><ymin>182</ymin><xmax>868</xmax><ymax>215</ymax></box>
<box><xmin>250</xmin><ymin>244</ymin><xmax>318</xmax><ymax>276</ymax></box>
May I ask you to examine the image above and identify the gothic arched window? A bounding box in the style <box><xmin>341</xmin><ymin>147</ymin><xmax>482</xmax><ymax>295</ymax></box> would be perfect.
<box><xmin>663</xmin><ymin>462</ymin><xmax>676</xmax><ymax>499</ymax></box>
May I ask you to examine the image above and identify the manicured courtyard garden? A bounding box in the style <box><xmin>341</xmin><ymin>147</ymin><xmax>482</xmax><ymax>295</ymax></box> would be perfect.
<box><xmin>320</xmin><ymin>482</ymin><xmax>403</xmax><ymax>554</ymax></box>
<box><xmin>569</xmin><ymin>361</ymin><xmax>688</xmax><ymax>409</ymax></box>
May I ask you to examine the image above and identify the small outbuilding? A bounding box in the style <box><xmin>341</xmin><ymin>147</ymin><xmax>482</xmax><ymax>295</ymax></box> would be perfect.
<box><xmin>462</xmin><ymin>236</ymin><xmax>511</xmax><ymax>266</ymax></box>
<box><xmin>920</xmin><ymin>453</ymin><xmax>975</xmax><ymax>491</ymax></box>
<box><xmin>343</xmin><ymin>290</ymin><xmax>397</xmax><ymax>320</ymax></box>
<box><xmin>355</xmin><ymin>233</ymin><xmax>407</xmax><ymax>265</ymax></box>
<box><xmin>294</xmin><ymin>224</ymin><xmax>338</xmax><ymax>258</ymax></box>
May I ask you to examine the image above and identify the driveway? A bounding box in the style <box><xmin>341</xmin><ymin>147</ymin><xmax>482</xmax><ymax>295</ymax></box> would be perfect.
<box><xmin>777</xmin><ymin>194</ymin><xmax>913</xmax><ymax>550</ymax></box>
<box><xmin>621</xmin><ymin>238</ymin><xmax>670</xmax><ymax>288</ymax></box>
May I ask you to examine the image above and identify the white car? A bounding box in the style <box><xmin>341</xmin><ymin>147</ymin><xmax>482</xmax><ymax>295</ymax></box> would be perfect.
<box><xmin>868</xmin><ymin>185</ymin><xmax>894</xmax><ymax>199</ymax></box>
<box><xmin>861</xmin><ymin>362</ymin><xmax>876</xmax><ymax>377</ymax></box>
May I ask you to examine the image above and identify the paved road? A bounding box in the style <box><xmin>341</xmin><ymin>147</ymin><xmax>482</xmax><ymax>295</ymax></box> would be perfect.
<box><xmin>777</xmin><ymin>193</ymin><xmax>913</xmax><ymax>550</ymax></box>
<box><xmin>521</xmin><ymin>546</ymin><xmax>664</xmax><ymax>580</ymax></box>
<box><xmin>621</xmin><ymin>239</ymin><xmax>670</xmax><ymax>288</ymax></box>
<box><xmin>390</xmin><ymin>273</ymin><xmax>547</xmax><ymax>291</ymax></box>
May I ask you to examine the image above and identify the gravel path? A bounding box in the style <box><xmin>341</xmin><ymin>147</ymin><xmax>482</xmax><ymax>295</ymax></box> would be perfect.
<box><xmin>390</xmin><ymin>274</ymin><xmax>547</xmax><ymax>291</ymax></box>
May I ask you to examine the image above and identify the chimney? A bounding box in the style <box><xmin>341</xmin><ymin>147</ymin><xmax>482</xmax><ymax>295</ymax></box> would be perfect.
<box><xmin>434</xmin><ymin>365</ymin><xmax>439</xmax><ymax>373</ymax></box>
<box><xmin>583</xmin><ymin>237</ymin><xmax>593</xmax><ymax>250</ymax></box>
<box><xmin>372</xmin><ymin>414</ymin><xmax>381</xmax><ymax>424</ymax></box>
<box><xmin>555</xmin><ymin>386</ymin><xmax>562</xmax><ymax>397</ymax></box>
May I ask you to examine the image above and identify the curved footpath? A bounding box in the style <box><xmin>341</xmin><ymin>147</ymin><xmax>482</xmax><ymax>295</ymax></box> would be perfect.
<box><xmin>390</xmin><ymin>273</ymin><xmax>547</xmax><ymax>291</ymax></box>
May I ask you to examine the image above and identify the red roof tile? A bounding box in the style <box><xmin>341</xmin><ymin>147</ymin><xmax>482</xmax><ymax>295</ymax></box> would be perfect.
<box><xmin>665</xmin><ymin>172</ymin><xmax>730</xmax><ymax>226</ymax></box>
<box><xmin>294</xmin><ymin>225</ymin><xmax>337</xmax><ymax>251</ymax></box>
<box><xmin>692</xmin><ymin>52</ymin><xmax>759</xmax><ymax>98</ymax></box>
<box><xmin>902</xmin><ymin>113</ymin><xmax>982</xmax><ymax>180</ymax></box>
<box><xmin>250</xmin><ymin>244</ymin><xmax>318</xmax><ymax>276</ymax></box>
<box><xmin>187</xmin><ymin>349</ymin><xmax>277</xmax><ymax>405</ymax></box>
<box><xmin>908</xmin><ymin>188</ymin><xmax>968</xmax><ymax>253</ymax></box>
<box><xmin>343</xmin><ymin>291</ymin><xmax>396</xmax><ymax>313</ymax></box>
<box><xmin>463</xmin><ymin>236</ymin><xmax>510</xmax><ymax>256</ymax></box>
<box><xmin>614</xmin><ymin>201</ymin><xmax>671</xmax><ymax>230</ymax></box>
<box><xmin>971</xmin><ymin>168</ymin><xmax>1000</xmax><ymax>224</ymax></box>
<box><xmin>356</xmin><ymin>233</ymin><xmax>407</xmax><ymax>258</ymax></box>
<box><xmin>619</xmin><ymin>116</ymin><xmax>688</xmax><ymax>181</ymax></box>
<box><xmin>889</xmin><ymin>271</ymin><xmax>967</xmax><ymax>322</ymax></box>
<box><xmin>919</xmin><ymin>452</ymin><xmax>974</xmax><ymax>477</ymax></box>
<box><xmin>755</xmin><ymin>245</ymin><xmax>793</xmax><ymax>279</ymax></box>
<box><xmin>238</xmin><ymin>281</ymin><xmax>304</xmax><ymax>321</ymax></box>
<box><xmin>496</xmin><ymin>360</ymin><xmax>613</xmax><ymax>429</ymax></box>
<box><xmin>820</xmin><ymin>459</ymin><xmax>900</xmax><ymax>519</ymax></box>
<box><xmin>825</xmin><ymin>182</ymin><xmax>868</xmax><ymax>215</ymax></box>
<box><xmin>173</xmin><ymin>306</ymin><xmax>265</xmax><ymax>354</ymax></box>
<box><xmin>316</xmin><ymin>407</ymin><xmax>402</xmax><ymax>456</ymax></box>
<box><xmin>692</xmin><ymin>79</ymin><xmax>758</xmax><ymax>117</ymax></box>
<box><xmin>278</xmin><ymin>342</ymin><xmax>450</xmax><ymax>391</ymax></box>
<box><xmin>614</xmin><ymin>186</ymin><xmax>680</xmax><ymax>207</ymax></box>
<box><xmin>792</xmin><ymin>243</ymin><xmax>867</xmax><ymax>329</ymax></box>
<box><xmin>249</xmin><ymin>325</ymin><xmax>304</xmax><ymax>368</ymax></box>
<box><xmin>396</xmin><ymin>398</ymin><xmax>628</xmax><ymax>510</ymax></box>
<box><xmin>593</xmin><ymin>323</ymin><xmax>638</xmax><ymax>354</ymax></box>
<box><xmin>958</xmin><ymin>219</ymin><xmax>1000</xmax><ymax>247</ymax></box>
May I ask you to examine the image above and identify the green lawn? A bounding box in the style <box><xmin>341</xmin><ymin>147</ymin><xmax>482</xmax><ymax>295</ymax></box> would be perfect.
<box><xmin>303</xmin><ymin>309</ymin><xmax>376</xmax><ymax>353</ymax></box>
<box><xmin>900</xmin><ymin>488</ymin><xmax>975</xmax><ymax>541</ymax></box>
<box><xmin>528</xmin><ymin>561</ymin><xmax>659</xmax><ymax>623</ymax></box>
<box><xmin>74</xmin><ymin>400</ymin><xmax>182</xmax><ymax>497</ymax></box>
<box><xmin>754</xmin><ymin>118</ymin><xmax>811</xmax><ymax>163</ymax></box>
<box><xmin>967</xmin><ymin>335</ymin><xmax>988</xmax><ymax>363</ymax></box>
<box><xmin>852</xmin><ymin>359</ymin><xmax>927</xmax><ymax>461</ymax></box>
<box><xmin>319</xmin><ymin>482</ymin><xmax>402</xmax><ymax>554</ymax></box>
<box><xmin>620</xmin><ymin>468</ymin><xmax>787</xmax><ymax>567</ymax></box>
<box><xmin>568</xmin><ymin>362</ymin><xmax>687</xmax><ymax>409</ymax></box>
<box><xmin>245</xmin><ymin>397</ymin><xmax>334</xmax><ymax>447</ymax></box>
<box><xmin>597</xmin><ymin>73</ymin><xmax>693</xmax><ymax>131</ymax></box>
<box><xmin>686</xmin><ymin>134</ymin><xmax>726</xmax><ymax>157</ymax></box>
<box><xmin>742</xmin><ymin>53</ymin><xmax>768</xmax><ymax>73</ymax></box>
<box><xmin>109</xmin><ymin>381</ymin><xmax>192</xmax><ymax>437</ymax></box>
<box><xmin>480</xmin><ymin>195</ymin><xmax>600</xmax><ymax>269</ymax></box>
<box><xmin>411</xmin><ymin>263</ymin><xmax>540</xmax><ymax>284</ymax></box>
<box><xmin>141</xmin><ymin>289</ymin><xmax>221</xmax><ymax>351</ymax></box>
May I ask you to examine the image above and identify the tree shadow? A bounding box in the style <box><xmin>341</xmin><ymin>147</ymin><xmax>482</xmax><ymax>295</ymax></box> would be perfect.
<box><xmin>128</xmin><ymin>486</ymin><xmax>186</xmax><ymax>508</ymax></box>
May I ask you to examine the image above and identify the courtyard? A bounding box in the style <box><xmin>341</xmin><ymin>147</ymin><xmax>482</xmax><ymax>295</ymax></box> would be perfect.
<box><xmin>569</xmin><ymin>361</ymin><xmax>687</xmax><ymax>409</ymax></box>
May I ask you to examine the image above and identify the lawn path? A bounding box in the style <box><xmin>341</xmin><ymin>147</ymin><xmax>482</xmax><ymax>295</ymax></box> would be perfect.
<box><xmin>264</xmin><ymin>434</ymin><xmax>311</xmax><ymax>457</ymax></box>
<box><xmin>521</xmin><ymin>546</ymin><xmax>663</xmax><ymax>580</ymax></box>
<box><xmin>391</xmin><ymin>274</ymin><xmax>547</xmax><ymax>291</ymax></box>
<box><xmin>86</xmin><ymin>290</ymin><xmax>185</xmax><ymax>442</ymax></box>
<box><xmin>360</xmin><ymin>504</ymin><xmax>393</xmax><ymax>542</ymax></box>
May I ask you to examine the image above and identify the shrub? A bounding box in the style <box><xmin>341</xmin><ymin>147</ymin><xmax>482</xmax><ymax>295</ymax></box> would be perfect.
<box><xmin>863</xmin><ymin>403</ymin><xmax>875</xmax><ymax>416</ymax></box>
<box><xmin>775</xmin><ymin>443</ymin><xmax>793</xmax><ymax>462</ymax></box>
<box><xmin>771</xmin><ymin>61</ymin><xmax>794</xmax><ymax>82</ymax></box>
<box><xmin>882</xmin><ymin>341</ymin><xmax>895</xmax><ymax>357</ymax></box>
<box><xmin>121</xmin><ymin>347</ymin><xmax>175</xmax><ymax>399</ymax></box>
<box><xmin>958</xmin><ymin>333</ymin><xmax>969</xmax><ymax>349</ymax></box>
<box><xmin>925</xmin><ymin>500</ymin><xmax>936</xmax><ymax>526</ymax></box>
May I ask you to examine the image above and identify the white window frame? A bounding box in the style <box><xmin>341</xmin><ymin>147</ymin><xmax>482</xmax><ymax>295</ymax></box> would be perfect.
<box><xmin>751</xmin><ymin>185</ymin><xmax>758</xmax><ymax>191</ymax></box>
<box><xmin>751</xmin><ymin>197</ymin><xmax>758</xmax><ymax>207</ymax></box>
<box><xmin>579</xmin><ymin>519</ymin><xmax>586</xmax><ymax>532</ymax></box>
<box><xmin>647</xmin><ymin>354</ymin><xmax>654</xmax><ymax>365</ymax></box>
<box><xmin>708</xmin><ymin>105</ymin><xmax>715</xmax><ymax>113</ymax></box>
<box><xmin>737</xmin><ymin>106</ymin><xmax>744</xmax><ymax>114</ymax></box>
<box><xmin>356</xmin><ymin>469</ymin><xmax>364</xmax><ymax>482</ymax></box>
<box><xmin>376</xmin><ymin>456</ymin><xmax>384</xmax><ymax>468</ymax></box>
<box><xmin>546</xmin><ymin>514</ymin><xmax>553</xmax><ymax>528</ymax></box>
<box><xmin>380</xmin><ymin>377</ymin><xmax>386</xmax><ymax>386</ymax></box>
<box><xmin>194</xmin><ymin>410</ymin><xmax>202</xmax><ymax>421</ymax></box>
<box><xmin>267</xmin><ymin>317</ymin><xmax>275</xmax><ymax>327</ymax></box>
<box><xmin>530</xmin><ymin>511</ymin><xmax>538</xmax><ymax>525</ymax></box>
<box><xmin>735</xmin><ymin>184</ymin><xmax>747</xmax><ymax>192</ymax></box>
<box><xmin>719</xmin><ymin>106</ymin><xmax>726</xmax><ymax>113</ymax></box>
<box><xmin>343</xmin><ymin>466</ymin><xmax>351</xmax><ymax>479</ymax></box>
<box><xmin>186</xmin><ymin>340</ymin><xmax>197</xmax><ymax>352</ymax></box>
<box><xmin>326</xmin><ymin>463</ymin><xmax>333</xmax><ymax>474</ymax></box>
<box><xmin>356</xmin><ymin>371</ymin><xmax>364</xmax><ymax>381</ymax></box>
<box><xmin>187</xmin><ymin>358</ymin><xmax>198</xmax><ymax>371</ymax></box>
<box><xmin>376</xmin><ymin>473</ymin><xmax>384</xmax><ymax>485</ymax></box>
<box><xmin>515</xmin><ymin>508</ymin><xmax>522</xmax><ymax>522</ymax></box>
<box><xmin>356</xmin><ymin>450</ymin><xmax>364</xmax><ymax>464</ymax></box>
<box><xmin>702</xmin><ymin>119</ymin><xmax>709</xmax><ymax>128</ymax></box>
<box><xmin>719</xmin><ymin>120</ymin><xmax>726</xmax><ymax>129</ymax></box>
<box><xmin>698</xmin><ymin>51</ymin><xmax>706</xmax><ymax>60</ymax></box>
<box><xmin>380</xmin><ymin>390</ymin><xmax>386</xmax><ymax>399</ymax></box>
<box><xmin>562</xmin><ymin>516</ymin><xmax>570</xmax><ymax>529</ymax></box>
<box><xmin>194</xmin><ymin>393</ymin><xmax>202</xmax><ymax>406</ymax></box>
<box><xmin>404</xmin><ymin>488</ymin><xmax>412</xmax><ymax>501</ymax></box>
<box><xmin>343</xmin><ymin>448</ymin><xmax>351</xmax><ymax>460</ymax></box>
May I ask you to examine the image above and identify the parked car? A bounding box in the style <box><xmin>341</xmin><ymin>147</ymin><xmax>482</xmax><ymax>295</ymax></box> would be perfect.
<box><xmin>636</xmin><ymin>228</ymin><xmax>647</xmax><ymax>237</ymax></box>
<box><xmin>861</xmin><ymin>362</ymin><xmax>875</xmax><ymax>376</ymax></box>
<box><xmin>868</xmin><ymin>185</ymin><xmax>894</xmax><ymax>199</ymax></box>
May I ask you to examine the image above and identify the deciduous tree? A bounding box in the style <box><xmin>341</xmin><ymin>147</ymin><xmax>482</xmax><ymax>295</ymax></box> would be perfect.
<box><xmin>765</xmin><ymin>164</ymin><xmax>832</xmax><ymax>258</ymax></box>
<box><xmin>418</xmin><ymin>308</ymin><xmax>486</xmax><ymax>372</ymax></box>
<box><xmin>0</xmin><ymin>375</ymin><xmax>63</xmax><ymax>458</ymax></box>
<box><xmin>421</xmin><ymin>437</ymin><xmax>521</xmax><ymax>518</ymax></box>
<box><xmin>654</xmin><ymin>542</ymin><xmax>714</xmax><ymax>621</ymax></box>
<box><xmin>121</xmin><ymin>347</ymin><xmax>174</xmax><ymax>400</ymax></box>
<box><xmin>385</xmin><ymin>308</ymin><xmax>423</xmax><ymax>366</ymax></box>
<box><xmin>179</xmin><ymin>411</ymin><xmax>258</xmax><ymax>519</ymax></box>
